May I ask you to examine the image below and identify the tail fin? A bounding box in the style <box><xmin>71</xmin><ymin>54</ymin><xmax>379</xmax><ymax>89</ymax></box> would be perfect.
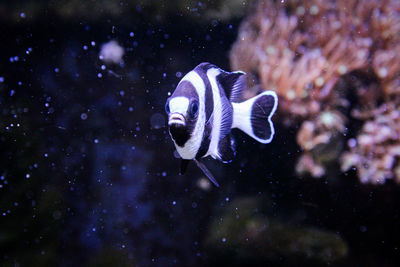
<box><xmin>231</xmin><ymin>91</ymin><xmax>278</xmax><ymax>144</ymax></box>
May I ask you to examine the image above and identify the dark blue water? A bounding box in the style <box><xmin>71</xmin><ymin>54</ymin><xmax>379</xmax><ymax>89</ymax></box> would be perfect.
<box><xmin>1</xmin><ymin>4</ymin><xmax>400</xmax><ymax>267</ymax></box>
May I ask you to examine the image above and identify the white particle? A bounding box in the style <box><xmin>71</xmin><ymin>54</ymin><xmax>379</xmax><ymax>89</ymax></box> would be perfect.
<box><xmin>97</xmin><ymin>73</ymin><xmax>102</xmax><ymax>78</ymax></box>
<box><xmin>221</xmin><ymin>237</ymin><xmax>226</xmax><ymax>243</ymax></box>
<box><xmin>167</xmin><ymin>91</ymin><xmax>171</xmax><ymax>96</ymax></box>
<box><xmin>94</xmin><ymin>139</ymin><xmax>99</xmax><ymax>144</ymax></box>
<box><xmin>121</xmin><ymin>244</ymin><xmax>126</xmax><ymax>248</ymax></box>
<box><xmin>25</xmin><ymin>173</ymin><xmax>30</xmax><ymax>179</ymax></box>
<box><xmin>129</xmin><ymin>32</ymin><xmax>134</xmax><ymax>37</ymax></box>
<box><xmin>172</xmin><ymin>201</ymin><xmax>176</xmax><ymax>205</ymax></box>
<box><xmin>128</xmin><ymin>106</ymin><xmax>133</xmax><ymax>112</ymax></box>
<box><xmin>91</xmin><ymin>41</ymin><xmax>96</xmax><ymax>46</ymax></box>
<box><xmin>44</xmin><ymin>153</ymin><xmax>48</xmax><ymax>157</ymax></box>
<box><xmin>0</xmin><ymin>77</ymin><xmax>4</xmax><ymax>83</ymax></box>
<box><xmin>80</xmin><ymin>113</ymin><xmax>88</xmax><ymax>120</ymax></box>
<box><xmin>161</xmin><ymin>171</ymin><xmax>167</xmax><ymax>177</ymax></box>
<box><xmin>225</xmin><ymin>197</ymin><xmax>230</xmax><ymax>202</ymax></box>
<box><xmin>83</xmin><ymin>45</ymin><xmax>88</xmax><ymax>50</ymax></box>
<box><xmin>54</xmin><ymin>68</ymin><xmax>59</xmax><ymax>73</ymax></box>
<box><xmin>150</xmin><ymin>113</ymin><xmax>165</xmax><ymax>129</ymax></box>
<box><xmin>20</xmin><ymin>12</ymin><xmax>26</xmax><ymax>18</ymax></box>
<box><xmin>101</xmin><ymin>65</ymin><xmax>106</xmax><ymax>70</ymax></box>
<box><xmin>92</xmin><ymin>227</ymin><xmax>96</xmax><ymax>232</ymax></box>
<box><xmin>99</xmin><ymin>40</ymin><xmax>125</xmax><ymax>64</ymax></box>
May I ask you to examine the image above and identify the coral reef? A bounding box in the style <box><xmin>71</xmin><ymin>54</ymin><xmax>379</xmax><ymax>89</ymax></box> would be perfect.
<box><xmin>341</xmin><ymin>104</ymin><xmax>400</xmax><ymax>184</ymax></box>
<box><xmin>230</xmin><ymin>0</ymin><xmax>400</xmax><ymax>183</ymax></box>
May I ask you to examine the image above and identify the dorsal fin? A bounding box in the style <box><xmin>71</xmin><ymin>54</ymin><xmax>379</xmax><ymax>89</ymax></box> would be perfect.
<box><xmin>217</xmin><ymin>71</ymin><xmax>247</xmax><ymax>103</ymax></box>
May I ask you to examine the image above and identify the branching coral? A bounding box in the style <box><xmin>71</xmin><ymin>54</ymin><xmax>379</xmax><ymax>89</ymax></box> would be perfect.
<box><xmin>341</xmin><ymin>104</ymin><xmax>400</xmax><ymax>184</ymax></box>
<box><xmin>230</xmin><ymin>0</ymin><xmax>400</xmax><ymax>184</ymax></box>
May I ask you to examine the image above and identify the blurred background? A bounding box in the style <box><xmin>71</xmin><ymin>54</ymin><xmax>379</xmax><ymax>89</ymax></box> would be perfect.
<box><xmin>1</xmin><ymin>0</ymin><xmax>400</xmax><ymax>266</ymax></box>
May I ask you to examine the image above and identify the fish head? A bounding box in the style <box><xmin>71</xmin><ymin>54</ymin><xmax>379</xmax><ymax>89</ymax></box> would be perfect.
<box><xmin>165</xmin><ymin>81</ymin><xmax>200</xmax><ymax>147</ymax></box>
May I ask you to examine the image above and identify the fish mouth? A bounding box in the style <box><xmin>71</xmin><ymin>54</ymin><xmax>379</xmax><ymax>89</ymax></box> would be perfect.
<box><xmin>168</xmin><ymin>113</ymin><xmax>186</xmax><ymax>126</ymax></box>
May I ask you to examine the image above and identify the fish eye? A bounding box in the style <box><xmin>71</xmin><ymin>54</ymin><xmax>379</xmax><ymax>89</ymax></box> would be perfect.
<box><xmin>165</xmin><ymin>101</ymin><xmax>170</xmax><ymax>114</ymax></box>
<box><xmin>189</xmin><ymin>100</ymin><xmax>199</xmax><ymax>118</ymax></box>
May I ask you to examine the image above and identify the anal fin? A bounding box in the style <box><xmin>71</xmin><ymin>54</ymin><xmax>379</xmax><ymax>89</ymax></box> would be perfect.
<box><xmin>218</xmin><ymin>134</ymin><xmax>235</xmax><ymax>163</ymax></box>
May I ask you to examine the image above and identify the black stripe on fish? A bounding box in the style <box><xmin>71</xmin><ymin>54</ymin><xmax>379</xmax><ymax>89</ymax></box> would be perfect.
<box><xmin>169</xmin><ymin>125</ymin><xmax>191</xmax><ymax>147</ymax></box>
<box><xmin>218</xmin><ymin>134</ymin><xmax>235</xmax><ymax>163</ymax></box>
<box><xmin>217</xmin><ymin>80</ymin><xmax>234</xmax><ymax>140</ymax></box>
<box><xmin>193</xmin><ymin>64</ymin><xmax>215</xmax><ymax>158</ymax></box>
<box><xmin>169</xmin><ymin>80</ymin><xmax>197</xmax><ymax>99</ymax></box>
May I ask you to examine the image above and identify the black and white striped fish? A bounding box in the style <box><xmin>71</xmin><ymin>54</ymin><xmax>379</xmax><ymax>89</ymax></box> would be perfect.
<box><xmin>165</xmin><ymin>62</ymin><xmax>278</xmax><ymax>187</ymax></box>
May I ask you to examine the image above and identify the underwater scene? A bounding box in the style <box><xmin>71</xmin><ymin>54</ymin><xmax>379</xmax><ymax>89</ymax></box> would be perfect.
<box><xmin>1</xmin><ymin>0</ymin><xmax>400</xmax><ymax>266</ymax></box>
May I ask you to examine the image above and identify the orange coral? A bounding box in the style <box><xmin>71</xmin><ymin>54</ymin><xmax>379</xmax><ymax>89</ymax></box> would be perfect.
<box><xmin>230</xmin><ymin>0</ymin><xmax>400</xmax><ymax>184</ymax></box>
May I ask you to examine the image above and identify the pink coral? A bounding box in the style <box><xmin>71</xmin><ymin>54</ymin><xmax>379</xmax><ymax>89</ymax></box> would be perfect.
<box><xmin>230</xmin><ymin>0</ymin><xmax>400</xmax><ymax>184</ymax></box>
<box><xmin>341</xmin><ymin>104</ymin><xmax>400</xmax><ymax>184</ymax></box>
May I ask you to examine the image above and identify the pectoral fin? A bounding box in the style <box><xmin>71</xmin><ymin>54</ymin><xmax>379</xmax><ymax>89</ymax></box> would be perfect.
<box><xmin>180</xmin><ymin>159</ymin><xmax>191</xmax><ymax>175</ymax></box>
<box><xmin>194</xmin><ymin>159</ymin><xmax>220</xmax><ymax>187</ymax></box>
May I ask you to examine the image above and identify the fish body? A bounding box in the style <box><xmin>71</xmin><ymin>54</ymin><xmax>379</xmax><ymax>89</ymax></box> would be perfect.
<box><xmin>165</xmin><ymin>62</ymin><xmax>278</xmax><ymax>186</ymax></box>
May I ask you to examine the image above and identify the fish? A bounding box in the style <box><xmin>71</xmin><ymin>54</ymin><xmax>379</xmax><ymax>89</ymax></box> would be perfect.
<box><xmin>165</xmin><ymin>62</ymin><xmax>278</xmax><ymax>187</ymax></box>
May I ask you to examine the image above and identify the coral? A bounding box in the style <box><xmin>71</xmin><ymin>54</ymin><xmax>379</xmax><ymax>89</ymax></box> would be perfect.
<box><xmin>341</xmin><ymin>104</ymin><xmax>400</xmax><ymax>184</ymax></box>
<box><xmin>230</xmin><ymin>0</ymin><xmax>400</xmax><ymax>184</ymax></box>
